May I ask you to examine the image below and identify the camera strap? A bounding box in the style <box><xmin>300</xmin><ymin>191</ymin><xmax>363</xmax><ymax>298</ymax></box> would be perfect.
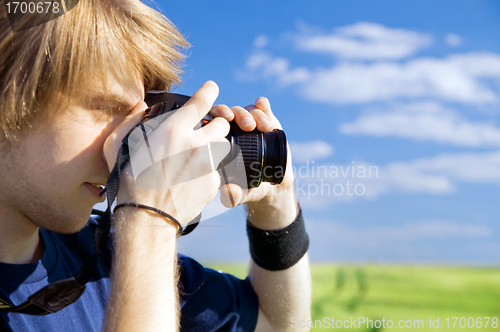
<box><xmin>0</xmin><ymin>99</ymin><xmax>200</xmax><ymax>315</ymax></box>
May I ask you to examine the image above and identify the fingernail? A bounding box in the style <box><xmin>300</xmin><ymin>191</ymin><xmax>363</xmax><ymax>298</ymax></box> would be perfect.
<box><xmin>221</xmin><ymin>109</ymin><xmax>233</xmax><ymax>117</ymax></box>
<box><xmin>241</xmin><ymin>117</ymin><xmax>254</xmax><ymax>126</ymax></box>
<box><xmin>258</xmin><ymin>117</ymin><xmax>269</xmax><ymax>127</ymax></box>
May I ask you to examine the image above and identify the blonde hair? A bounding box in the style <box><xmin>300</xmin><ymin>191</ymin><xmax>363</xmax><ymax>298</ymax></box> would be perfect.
<box><xmin>0</xmin><ymin>0</ymin><xmax>188</xmax><ymax>141</ymax></box>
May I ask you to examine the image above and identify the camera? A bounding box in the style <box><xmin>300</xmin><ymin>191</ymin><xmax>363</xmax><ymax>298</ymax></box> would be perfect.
<box><xmin>124</xmin><ymin>92</ymin><xmax>288</xmax><ymax>189</ymax></box>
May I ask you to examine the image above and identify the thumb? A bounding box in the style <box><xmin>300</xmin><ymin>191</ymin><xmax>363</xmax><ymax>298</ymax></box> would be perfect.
<box><xmin>220</xmin><ymin>183</ymin><xmax>271</xmax><ymax>208</ymax></box>
<box><xmin>220</xmin><ymin>183</ymin><xmax>243</xmax><ymax>208</ymax></box>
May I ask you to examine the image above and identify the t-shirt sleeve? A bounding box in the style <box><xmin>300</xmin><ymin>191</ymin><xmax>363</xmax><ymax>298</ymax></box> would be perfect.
<box><xmin>178</xmin><ymin>255</ymin><xmax>258</xmax><ymax>332</ymax></box>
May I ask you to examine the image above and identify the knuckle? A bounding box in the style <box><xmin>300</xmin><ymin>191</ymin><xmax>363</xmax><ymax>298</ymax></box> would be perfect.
<box><xmin>230</xmin><ymin>105</ymin><xmax>245</xmax><ymax>114</ymax></box>
<box><xmin>211</xmin><ymin>104</ymin><xmax>230</xmax><ymax>118</ymax></box>
<box><xmin>215</xmin><ymin>104</ymin><xmax>229</xmax><ymax>112</ymax></box>
<box><xmin>249</xmin><ymin>108</ymin><xmax>264</xmax><ymax>117</ymax></box>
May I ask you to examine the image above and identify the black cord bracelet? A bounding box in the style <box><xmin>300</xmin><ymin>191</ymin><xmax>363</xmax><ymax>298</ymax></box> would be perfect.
<box><xmin>247</xmin><ymin>205</ymin><xmax>309</xmax><ymax>271</ymax></box>
<box><xmin>114</xmin><ymin>203</ymin><xmax>182</xmax><ymax>236</ymax></box>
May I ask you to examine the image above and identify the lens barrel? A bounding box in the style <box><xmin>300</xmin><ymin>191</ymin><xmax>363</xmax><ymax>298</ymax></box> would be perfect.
<box><xmin>220</xmin><ymin>123</ymin><xmax>287</xmax><ymax>189</ymax></box>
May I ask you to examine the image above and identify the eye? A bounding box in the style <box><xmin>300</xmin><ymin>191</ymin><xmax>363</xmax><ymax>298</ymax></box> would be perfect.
<box><xmin>92</xmin><ymin>105</ymin><xmax>112</xmax><ymax>112</ymax></box>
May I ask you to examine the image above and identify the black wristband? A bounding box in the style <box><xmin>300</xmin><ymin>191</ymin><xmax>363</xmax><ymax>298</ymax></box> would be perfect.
<box><xmin>247</xmin><ymin>206</ymin><xmax>309</xmax><ymax>271</ymax></box>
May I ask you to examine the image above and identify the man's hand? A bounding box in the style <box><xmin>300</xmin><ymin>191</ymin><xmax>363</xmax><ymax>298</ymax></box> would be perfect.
<box><xmin>211</xmin><ymin>97</ymin><xmax>298</xmax><ymax>230</ymax></box>
<box><xmin>103</xmin><ymin>81</ymin><xmax>231</xmax><ymax>225</ymax></box>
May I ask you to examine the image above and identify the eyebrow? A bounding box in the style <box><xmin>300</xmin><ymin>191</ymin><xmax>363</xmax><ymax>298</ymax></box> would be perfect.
<box><xmin>85</xmin><ymin>93</ymin><xmax>137</xmax><ymax>111</ymax></box>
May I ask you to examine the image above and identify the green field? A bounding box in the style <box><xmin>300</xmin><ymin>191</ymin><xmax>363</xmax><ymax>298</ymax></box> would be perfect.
<box><xmin>205</xmin><ymin>263</ymin><xmax>500</xmax><ymax>331</ymax></box>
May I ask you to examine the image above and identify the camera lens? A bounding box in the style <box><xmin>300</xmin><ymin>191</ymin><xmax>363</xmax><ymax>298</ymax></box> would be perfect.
<box><xmin>219</xmin><ymin>124</ymin><xmax>287</xmax><ymax>189</ymax></box>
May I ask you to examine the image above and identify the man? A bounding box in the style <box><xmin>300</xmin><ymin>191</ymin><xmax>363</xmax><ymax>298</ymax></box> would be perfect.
<box><xmin>0</xmin><ymin>0</ymin><xmax>311</xmax><ymax>331</ymax></box>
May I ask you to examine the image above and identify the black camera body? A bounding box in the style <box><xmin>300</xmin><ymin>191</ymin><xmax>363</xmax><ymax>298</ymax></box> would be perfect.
<box><xmin>125</xmin><ymin>92</ymin><xmax>287</xmax><ymax>189</ymax></box>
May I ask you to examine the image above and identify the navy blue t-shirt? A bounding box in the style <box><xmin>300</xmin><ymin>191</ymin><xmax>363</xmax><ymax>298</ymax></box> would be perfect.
<box><xmin>0</xmin><ymin>219</ymin><xmax>258</xmax><ymax>331</ymax></box>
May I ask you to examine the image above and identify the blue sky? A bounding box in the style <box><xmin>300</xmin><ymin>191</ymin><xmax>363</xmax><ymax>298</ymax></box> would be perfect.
<box><xmin>99</xmin><ymin>0</ymin><xmax>500</xmax><ymax>263</ymax></box>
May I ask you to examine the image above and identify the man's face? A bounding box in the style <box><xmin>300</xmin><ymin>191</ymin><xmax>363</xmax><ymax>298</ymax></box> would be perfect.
<box><xmin>0</xmin><ymin>76</ymin><xmax>144</xmax><ymax>233</ymax></box>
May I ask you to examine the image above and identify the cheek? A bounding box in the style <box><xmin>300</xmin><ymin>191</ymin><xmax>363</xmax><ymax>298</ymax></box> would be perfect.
<box><xmin>54</xmin><ymin>128</ymin><xmax>102</xmax><ymax>161</ymax></box>
<box><xmin>65</xmin><ymin>113</ymin><xmax>118</xmax><ymax>146</ymax></box>
<box><xmin>51</xmin><ymin>114</ymin><xmax>124</xmax><ymax>173</ymax></box>
<box><xmin>43</xmin><ymin>125</ymin><xmax>110</xmax><ymax>182</ymax></box>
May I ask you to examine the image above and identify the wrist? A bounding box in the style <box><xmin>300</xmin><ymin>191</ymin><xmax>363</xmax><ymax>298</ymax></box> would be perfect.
<box><xmin>247</xmin><ymin>204</ymin><xmax>308</xmax><ymax>271</ymax></box>
<box><xmin>114</xmin><ymin>207</ymin><xmax>179</xmax><ymax>239</ymax></box>
<box><xmin>246</xmin><ymin>185</ymin><xmax>298</xmax><ymax>230</ymax></box>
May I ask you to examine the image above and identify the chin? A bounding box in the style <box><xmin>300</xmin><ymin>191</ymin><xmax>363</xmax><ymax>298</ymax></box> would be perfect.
<box><xmin>36</xmin><ymin>208</ymin><xmax>94</xmax><ymax>234</ymax></box>
<box><xmin>69</xmin><ymin>213</ymin><xmax>95</xmax><ymax>233</ymax></box>
<box><xmin>63</xmin><ymin>219</ymin><xmax>92</xmax><ymax>234</ymax></box>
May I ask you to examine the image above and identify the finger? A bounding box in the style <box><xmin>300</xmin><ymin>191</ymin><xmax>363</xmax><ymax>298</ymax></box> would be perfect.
<box><xmin>173</xmin><ymin>81</ymin><xmax>219</xmax><ymax>127</ymax></box>
<box><xmin>103</xmin><ymin>101</ymin><xmax>148</xmax><ymax>170</ymax></box>
<box><xmin>231</xmin><ymin>105</ymin><xmax>256</xmax><ymax>131</ymax></box>
<box><xmin>220</xmin><ymin>183</ymin><xmax>244</xmax><ymax>208</ymax></box>
<box><xmin>210</xmin><ymin>104</ymin><xmax>234</xmax><ymax>122</ymax></box>
<box><xmin>255</xmin><ymin>97</ymin><xmax>284</xmax><ymax>130</ymax></box>
<box><xmin>200</xmin><ymin>116</ymin><xmax>230</xmax><ymax>143</ymax></box>
<box><xmin>244</xmin><ymin>105</ymin><xmax>273</xmax><ymax>132</ymax></box>
<box><xmin>255</xmin><ymin>97</ymin><xmax>273</xmax><ymax>116</ymax></box>
<box><xmin>219</xmin><ymin>183</ymin><xmax>271</xmax><ymax>207</ymax></box>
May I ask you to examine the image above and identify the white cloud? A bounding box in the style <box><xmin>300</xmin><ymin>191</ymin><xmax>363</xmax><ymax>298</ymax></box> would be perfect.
<box><xmin>253</xmin><ymin>35</ymin><xmax>268</xmax><ymax>49</ymax></box>
<box><xmin>340</xmin><ymin>102</ymin><xmax>500</xmax><ymax>147</ymax></box>
<box><xmin>241</xmin><ymin>51</ymin><xmax>311</xmax><ymax>86</ymax></box>
<box><xmin>301</xmin><ymin>53</ymin><xmax>500</xmax><ymax>104</ymax></box>
<box><xmin>295</xmin><ymin>22</ymin><xmax>432</xmax><ymax>60</ymax></box>
<box><xmin>292</xmin><ymin>151</ymin><xmax>500</xmax><ymax>207</ymax></box>
<box><xmin>289</xmin><ymin>140</ymin><xmax>334</xmax><ymax>163</ymax></box>
<box><xmin>446</xmin><ymin>33</ymin><xmax>462</xmax><ymax>47</ymax></box>
<box><xmin>242</xmin><ymin>51</ymin><xmax>500</xmax><ymax>104</ymax></box>
<box><xmin>399</xmin><ymin>151</ymin><xmax>500</xmax><ymax>183</ymax></box>
<box><xmin>239</xmin><ymin>22</ymin><xmax>500</xmax><ymax>105</ymax></box>
<box><xmin>362</xmin><ymin>151</ymin><xmax>500</xmax><ymax>198</ymax></box>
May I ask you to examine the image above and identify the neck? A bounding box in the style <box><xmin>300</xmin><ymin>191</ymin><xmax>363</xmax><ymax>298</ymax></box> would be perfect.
<box><xmin>0</xmin><ymin>206</ymin><xmax>44</xmax><ymax>264</ymax></box>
